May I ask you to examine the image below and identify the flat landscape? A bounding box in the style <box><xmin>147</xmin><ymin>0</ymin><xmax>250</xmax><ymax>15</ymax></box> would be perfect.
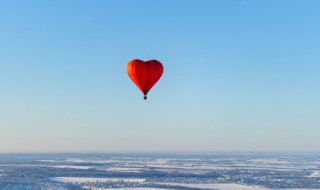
<box><xmin>0</xmin><ymin>153</ymin><xmax>319</xmax><ymax>190</ymax></box>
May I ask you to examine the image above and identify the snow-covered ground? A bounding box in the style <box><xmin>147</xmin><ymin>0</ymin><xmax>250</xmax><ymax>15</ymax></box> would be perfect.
<box><xmin>51</xmin><ymin>177</ymin><xmax>146</xmax><ymax>183</ymax></box>
<box><xmin>309</xmin><ymin>171</ymin><xmax>320</xmax><ymax>177</ymax></box>
<box><xmin>87</xmin><ymin>188</ymin><xmax>170</xmax><ymax>190</ymax></box>
<box><xmin>38</xmin><ymin>160</ymin><xmax>58</xmax><ymax>163</ymax></box>
<box><xmin>65</xmin><ymin>158</ymin><xmax>122</xmax><ymax>164</ymax></box>
<box><xmin>51</xmin><ymin>165</ymin><xmax>94</xmax><ymax>169</ymax></box>
<box><xmin>106</xmin><ymin>167</ymin><xmax>143</xmax><ymax>172</ymax></box>
<box><xmin>157</xmin><ymin>183</ymin><xmax>320</xmax><ymax>190</ymax></box>
<box><xmin>248</xmin><ymin>159</ymin><xmax>290</xmax><ymax>165</ymax></box>
<box><xmin>157</xmin><ymin>183</ymin><xmax>267</xmax><ymax>190</ymax></box>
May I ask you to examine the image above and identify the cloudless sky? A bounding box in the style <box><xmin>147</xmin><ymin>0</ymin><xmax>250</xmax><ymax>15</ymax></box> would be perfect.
<box><xmin>0</xmin><ymin>0</ymin><xmax>320</xmax><ymax>152</ymax></box>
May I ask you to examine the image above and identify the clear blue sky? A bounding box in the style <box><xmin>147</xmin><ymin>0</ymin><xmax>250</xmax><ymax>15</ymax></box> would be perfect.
<box><xmin>0</xmin><ymin>0</ymin><xmax>319</xmax><ymax>152</ymax></box>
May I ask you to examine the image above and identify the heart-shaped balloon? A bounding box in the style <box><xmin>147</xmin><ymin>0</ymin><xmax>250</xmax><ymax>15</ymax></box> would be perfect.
<box><xmin>127</xmin><ymin>59</ymin><xmax>164</xmax><ymax>100</ymax></box>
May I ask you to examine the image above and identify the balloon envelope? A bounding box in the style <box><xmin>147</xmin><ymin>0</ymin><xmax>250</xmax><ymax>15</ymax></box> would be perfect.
<box><xmin>127</xmin><ymin>59</ymin><xmax>163</xmax><ymax>99</ymax></box>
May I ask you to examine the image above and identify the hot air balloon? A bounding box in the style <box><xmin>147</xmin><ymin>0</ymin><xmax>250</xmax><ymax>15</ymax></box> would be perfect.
<box><xmin>127</xmin><ymin>59</ymin><xmax>164</xmax><ymax>100</ymax></box>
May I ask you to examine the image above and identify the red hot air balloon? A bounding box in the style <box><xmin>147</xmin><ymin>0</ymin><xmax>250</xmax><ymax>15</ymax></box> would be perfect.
<box><xmin>127</xmin><ymin>59</ymin><xmax>164</xmax><ymax>100</ymax></box>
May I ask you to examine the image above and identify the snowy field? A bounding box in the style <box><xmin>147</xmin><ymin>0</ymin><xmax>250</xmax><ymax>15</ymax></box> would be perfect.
<box><xmin>309</xmin><ymin>171</ymin><xmax>320</xmax><ymax>177</ymax></box>
<box><xmin>51</xmin><ymin>165</ymin><xmax>94</xmax><ymax>169</ymax></box>
<box><xmin>106</xmin><ymin>167</ymin><xmax>144</xmax><ymax>172</ymax></box>
<box><xmin>157</xmin><ymin>183</ymin><xmax>320</xmax><ymax>190</ymax></box>
<box><xmin>89</xmin><ymin>188</ymin><xmax>170</xmax><ymax>190</ymax></box>
<box><xmin>158</xmin><ymin>183</ymin><xmax>268</xmax><ymax>190</ymax></box>
<box><xmin>51</xmin><ymin>177</ymin><xmax>146</xmax><ymax>183</ymax></box>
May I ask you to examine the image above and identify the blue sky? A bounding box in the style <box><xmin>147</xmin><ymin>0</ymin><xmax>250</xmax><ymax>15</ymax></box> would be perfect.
<box><xmin>0</xmin><ymin>0</ymin><xmax>320</xmax><ymax>152</ymax></box>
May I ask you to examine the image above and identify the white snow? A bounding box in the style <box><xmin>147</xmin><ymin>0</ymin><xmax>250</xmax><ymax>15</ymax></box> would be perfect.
<box><xmin>158</xmin><ymin>183</ymin><xmax>267</xmax><ymax>190</ymax></box>
<box><xmin>51</xmin><ymin>165</ymin><xmax>94</xmax><ymax>170</ymax></box>
<box><xmin>106</xmin><ymin>167</ymin><xmax>143</xmax><ymax>172</ymax></box>
<box><xmin>249</xmin><ymin>159</ymin><xmax>290</xmax><ymax>165</ymax></box>
<box><xmin>38</xmin><ymin>160</ymin><xmax>58</xmax><ymax>163</ymax></box>
<box><xmin>309</xmin><ymin>171</ymin><xmax>320</xmax><ymax>177</ymax></box>
<box><xmin>89</xmin><ymin>188</ymin><xmax>170</xmax><ymax>190</ymax></box>
<box><xmin>51</xmin><ymin>177</ymin><xmax>145</xmax><ymax>183</ymax></box>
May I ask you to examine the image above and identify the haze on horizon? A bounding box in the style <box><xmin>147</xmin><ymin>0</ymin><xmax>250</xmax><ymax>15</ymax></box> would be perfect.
<box><xmin>0</xmin><ymin>0</ymin><xmax>320</xmax><ymax>152</ymax></box>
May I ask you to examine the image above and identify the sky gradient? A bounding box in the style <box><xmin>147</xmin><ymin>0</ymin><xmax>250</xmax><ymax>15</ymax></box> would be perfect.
<box><xmin>0</xmin><ymin>0</ymin><xmax>320</xmax><ymax>152</ymax></box>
